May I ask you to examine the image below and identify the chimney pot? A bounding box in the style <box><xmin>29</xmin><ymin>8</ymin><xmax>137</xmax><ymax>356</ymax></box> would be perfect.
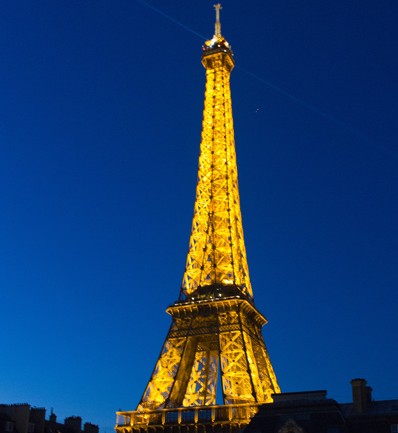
<box><xmin>351</xmin><ymin>378</ymin><xmax>371</xmax><ymax>413</ymax></box>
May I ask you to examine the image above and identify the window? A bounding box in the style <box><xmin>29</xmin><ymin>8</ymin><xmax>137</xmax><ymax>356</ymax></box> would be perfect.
<box><xmin>391</xmin><ymin>424</ymin><xmax>398</xmax><ymax>433</ymax></box>
<box><xmin>165</xmin><ymin>411</ymin><xmax>178</xmax><ymax>423</ymax></box>
<box><xmin>181</xmin><ymin>411</ymin><xmax>195</xmax><ymax>422</ymax></box>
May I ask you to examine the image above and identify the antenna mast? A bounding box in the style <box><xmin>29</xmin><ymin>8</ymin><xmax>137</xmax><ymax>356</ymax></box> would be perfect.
<box><xmin>214</xmin><ymin>3</ymin><xmax>222</xmax><ymax>38</ymax></box>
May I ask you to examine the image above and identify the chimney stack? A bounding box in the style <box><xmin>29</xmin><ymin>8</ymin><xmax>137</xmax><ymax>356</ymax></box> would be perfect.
<box><xmin>351</xmin><ymin>378</ymin><xmax>372</xmax><ymax>413</ymax></box>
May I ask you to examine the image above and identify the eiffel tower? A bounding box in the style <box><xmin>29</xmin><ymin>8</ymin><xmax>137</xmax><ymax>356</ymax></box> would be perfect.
<box><xmin>116</xmin><ymin>5</ymin><xmax>280</xmax><ymax>433</ymax></box>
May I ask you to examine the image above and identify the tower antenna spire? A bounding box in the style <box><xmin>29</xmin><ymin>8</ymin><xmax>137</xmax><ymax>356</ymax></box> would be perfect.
<box><xmin>214</xmin><ymin>3</ymin><xmax>222</xmax><ymax>38</ymax></box>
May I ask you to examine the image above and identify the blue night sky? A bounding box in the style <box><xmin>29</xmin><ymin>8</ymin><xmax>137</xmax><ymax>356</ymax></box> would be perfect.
<box><xmin>1</xmin><ymin>1</ymin><xmax>397</xmax><ymax>432</ymax></box>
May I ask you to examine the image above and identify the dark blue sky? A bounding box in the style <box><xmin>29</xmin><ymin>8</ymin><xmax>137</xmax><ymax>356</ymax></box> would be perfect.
<box><xmin>1</xmin><ymin>1</ymin><xmax>397</xmax><ymax>432</ymax></box>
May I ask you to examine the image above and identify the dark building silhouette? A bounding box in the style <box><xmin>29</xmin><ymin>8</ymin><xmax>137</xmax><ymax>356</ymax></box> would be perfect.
<box><xmin>81</xmin><ymin>424</ymin><xmax>98</xmax><ymax>433</ymax></box>
<box><xmin>0</xmin><ymin>404</ymin><xmax>30</xmax><ymax>433</ymax></box>
<box><xmin>64</xmin><ymin>417</ymin><xmax>82</xmax><ymax>433</ymax></box>
<box><xmin>245</xmin><ymin>379</ymin><xmax>398</xmax><ymax>433</ymax></box>
<box><xmin>0</xmin><ymin>405</ymin><xmax>98</xmax><ymax>433</ymax></box>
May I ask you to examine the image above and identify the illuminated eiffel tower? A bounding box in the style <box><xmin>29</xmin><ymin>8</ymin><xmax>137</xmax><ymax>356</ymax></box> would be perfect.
<box><xmin>116</xmin><ymin>5</ymin><xmax>280</xmax><ymax>433</ymax></box>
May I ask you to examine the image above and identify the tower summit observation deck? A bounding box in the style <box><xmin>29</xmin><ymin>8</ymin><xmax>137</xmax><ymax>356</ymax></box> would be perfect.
<box><xmin>116</xmin><ymin>5</ymin><xmax>280</xmax><ymax>433</ymax></box>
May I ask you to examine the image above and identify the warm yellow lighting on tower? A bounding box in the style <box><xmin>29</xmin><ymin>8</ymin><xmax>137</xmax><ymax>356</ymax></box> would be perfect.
<box><xmin>180</xmin><ymin>3</ymin><xmax>253</xmax><ymax>302</ymax></box>
<box><xmin>116</xmin><ymin>5</ymin><xmax>280</xmax><ymax>433</ymax></box>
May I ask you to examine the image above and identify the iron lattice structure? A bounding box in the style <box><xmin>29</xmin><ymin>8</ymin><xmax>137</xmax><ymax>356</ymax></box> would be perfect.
<box><xmin>116</xmin><ymin>5</ymin><xmax>280</xmax><ymax>433</ymax></box>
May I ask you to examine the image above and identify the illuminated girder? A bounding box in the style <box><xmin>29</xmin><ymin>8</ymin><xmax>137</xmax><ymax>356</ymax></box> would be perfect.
<box><xmin>180</xmin><ymin>39</ymin><xmax>252</xmax><ymax>301</ymax></box>
<box><xmin>118</xmin><ymin>6</ymin><xmax>280</xmax><ymax>433</ymax></box>
<box><xmin>137</xmin><ymin>299</ymin><xmax>279</xmax><ymax>411</ymax></box>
